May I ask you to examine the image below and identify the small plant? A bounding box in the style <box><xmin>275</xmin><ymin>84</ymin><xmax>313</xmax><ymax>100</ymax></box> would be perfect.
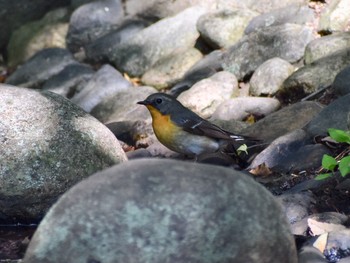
<box><xmin>315</xmin><ymin>128</ymin><xmax>350</xmax><ymax>180</ymax></box>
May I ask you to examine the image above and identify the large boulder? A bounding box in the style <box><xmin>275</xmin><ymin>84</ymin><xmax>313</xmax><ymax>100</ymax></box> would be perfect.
<box><xmin>0</xmin><ymin>84</ymin><xmax>127</xmax><ymax>223</ymax></box>
<box><xmin>24</xmin><ymin>159</ymin><xmax>297</xmax><ymax>263</ymax></box>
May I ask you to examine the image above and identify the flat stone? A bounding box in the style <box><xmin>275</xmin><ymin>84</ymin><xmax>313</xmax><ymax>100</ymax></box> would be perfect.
<box><xmin>197</xmin><ymin>8</ymin><xmax>259</xmax><ymax>49</ymax></box>
<box><xmin>170</xmin><ymin>50</ymin><xmax>224</xmax><ymax>96</ymax></box>
<box><xmin>249</xmin><ymin>57</ymin><xmax>295</xmax><ymax>96</ymax></box>
<box><xmin>318</xmin><ymin>0</ymin><xmax>350</xmax><ymax>32</ymax></box>
<box><xmin>141</xmin><ymin>48</ymin><xmax>203</xmax><ymax>90</ymax></box>
<box><xmin>110</xmin><ymin>6</ymin><xmax>207</xmax><ymax>76</ymax></box>
<box><xmin>222</xmin><ymin>23</ymin><xmax>313</xmax><ymax>79</ymax></box>
<box><xmin>304</xmin><ymin>32</ymin><xmax>350</xmax><ymax>64</ymax></box>
<box><xmin>177</xmin><ymin>71</ymin><xmax>239</xmax><ymax>118</ymax></box>
<box><xmin>250</xmin><ymin>129</ymin><xmax>330</xmax><ymax>172</ymax></box>
<box><xmin>70</xmin><ymin>64</ymin><xmax>132</xmax><ymax>112</ymax></box>
<box><xmin>212</xmin><ymin>97</ymin><xmax>280</xmax><ymax>121</ymax></box>
<box><xmin>91</xmin><ymin>86</ymin><xmax>157</xmax><ymax>123</ymax></box>
<box><xmin>42</xmin><ymin>63</ymin><xmax>94</xmax><ymax>98</ymax></box>
<box><xmin>279</xmin><ymin>48</ymin><xmax>350</xmax><ymax>103</ymax></box>
<box><xmin>5</xmin><ymin>48</ymin><xmax>77</xmax><ymax>89</ymax></box>
<box><xmin>66</xmin><ymin>0</ymin><xmax>124</xmax><ymax>52</ymax></box>
<box><xmin>245</xmin><ymin>4</ymin><xmax>315</xmax><ymax>34</ymax></box>
<box><xmin>304</xmin><ymin>93</ymin><xmax>350</xmax><ymax>137</ymax></box>
<box><xmin>84</xmin><ymin>19</ymin><xmax>149</xmax><ymax>63</ymax></box>
<box><xmin>243</xmin><ymin>101</ymin><xmax>323</xmax><ymax>142</ymax></box>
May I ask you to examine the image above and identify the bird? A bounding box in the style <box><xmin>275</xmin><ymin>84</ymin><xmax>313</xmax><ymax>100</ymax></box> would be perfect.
<box><xmin>137</xmin><ymin>93</ymin><xmax>258</xmax><ymax>163</ymax></box>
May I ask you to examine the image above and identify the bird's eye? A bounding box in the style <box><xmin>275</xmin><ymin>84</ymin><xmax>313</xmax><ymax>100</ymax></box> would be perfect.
<box><xmin>155</xmin><ymin>98</ymin><xmax>163</xmax><ymax>104</ymax></box>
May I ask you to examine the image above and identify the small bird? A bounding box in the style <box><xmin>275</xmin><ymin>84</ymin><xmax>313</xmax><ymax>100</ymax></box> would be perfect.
<box><xmin>138</xmin><ymin>93</ymin><xmax>256</xmax><ymax>161</ymax></box>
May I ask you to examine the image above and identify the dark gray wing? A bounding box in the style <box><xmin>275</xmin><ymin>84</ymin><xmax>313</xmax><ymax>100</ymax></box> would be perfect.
<box><xmin>172</xmin><ymin>112</ymin><xmax>244</xmax><ymax>141</ymax></box>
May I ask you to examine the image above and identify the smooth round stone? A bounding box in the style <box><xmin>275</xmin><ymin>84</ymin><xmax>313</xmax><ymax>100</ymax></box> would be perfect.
<box><xmin>24</xmin><ymin>159</ymin><xmax>297</xmax><ymax>263</ymax></box>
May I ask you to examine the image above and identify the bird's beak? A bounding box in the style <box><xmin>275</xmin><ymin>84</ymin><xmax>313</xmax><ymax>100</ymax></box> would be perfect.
<box><xmin>137</xmin><ymin>100</ymin><xmax>149</xmax><ymax>105</ymax></box>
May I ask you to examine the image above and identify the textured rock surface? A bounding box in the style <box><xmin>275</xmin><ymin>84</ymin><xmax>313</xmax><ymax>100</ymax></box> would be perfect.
<box><xmin>304</xmin><ymin>93</ymin><xmax>350</xmax><ymax>137</ymax></box>
<box><xmin>111</xmin><ymin>6</ymin><xmax>207</xmax><ymax>76</ymax></box>
<box><xmin>66</xmin><ymin>0</ymin><xmax>124</xmax><ymax>52</ymax></box>
<box><xmin>5</xmin><ymin>48</ymin><xmax>77</xmax><ymax>89</ymax></box>
<box><xmin>0</xmin><ymin>84</ymin><xmax>127</xmax><ymax>223</ymax></box>
<box><xmin>177</xmin><ymin>71</ymin><xmax>238</xmax><ymax>118</ymax></box>
<box><xmin>243</xmin><ymin>101</ymin><xmax>323</xmax><ymax>141</ymax></box>
<box><xmin>71</xmin><ymin>64</ymin><xmax>132</xmax><ymax>112</ymax></box>
<box><xmin>222</xmin><ymin>24</ymin><xmax>313</xmax><ymax>79</ymax></box>
<box><xmin>24</xmin><ymin>159</ymin><xmax>297</xmax><ymax>263</ymax></box>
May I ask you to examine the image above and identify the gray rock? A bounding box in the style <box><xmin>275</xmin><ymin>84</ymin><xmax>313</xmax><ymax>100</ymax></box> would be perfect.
<box><xmin>7</xmin><ymin>7</ymin><xmax>70</xmax><ymax>67</ymax></box>
<box><xmin>70</xmin><ymin>0</ymin><xmax>96</xmax><ymax>9</ymax></box>
<box><xmin>298</xmin><ymin>246</ymin><xmax>328</xmax><ymax>263</ymax></box>
<box><xmin>216</xmin><ymin>0</ymin><xmax>308</xmax><ymax>14</ymax></box>
<box><xmin>304</xmin><ymin>93</ymin><xmax>350</xmax><ymax>137</ymax></box>
<box><xmin>304</xmin><ymin>32</ymin><xmax>350</xmax><ymax>64</ymax></box>
<box><xmin>279</xmin><ymin>48</ymin><xmax>350</xmax><ymax>103</ymax></box>
<box><xmin>197</xmin><ymin>9</ymin><xmax>259</xmax><ymax>49</ymax></box>
<box><xmin>318</xmin><ymin>0</ymin><xmax>350</xmax><ymax>32</ymax></box>
<box><xmin>277</xmin><ymin>192</ymin><xmax>315</xmax><ymax>235</ymax></box>
<box><xmin>177</xmin><ymin>71</ymin><xmax>239</xmax><ymax>118</ymax></box>
<box><xmin>211</xmin><ymin>119</ymin><xmax>250</xmax><ymax>134</ymax></box>
<box><xmin>0</xmin><ymin>0</ymin><xmax>69</xmax><ymax>50</ymax></box>
<box><xmin>70</xmin><ymin>64</ymin><xmax>132</xmax><ymax>112</ymax></box>
<box><xmin>243</xmin><ymin>101</ymin><xmax>323</xmax><ymax>142</ymax></box>
<box><xmin>212</xmin><ymin>97</ymin><xmax>280</xmax><ymax>121</ymax></box>
<box><xmin>245</xmin><ymin>4</ymin><xmax>315</xmax><ymax>34</ymax></box>
<box><xmin>170</xmin><ymin>50</ymin><xmax>224</xmax><ymax>96</ymax></box>
<box><xmin>325</xmin><ymin>230</ymin><xmax>350</xmax><ymax>261</ymax></box>
<box><xmin>42</xmin><ymin>63</ymin><xmax>94</xmax><ymax>98</ymax></box>
<box><xmin>320</xmin><ymin>211</ymin><xmax>350</xmax><ymax>225</ymax></box>
<box><xmin>141</xmin><ymin>48</ymin><xmax>203</xmax><ymax>90</ymax></box>
<box><xmin>85</xmin><ymin>19</ymin><xmax>149</xmax><ymax>63</ymax></box>
<box><xmin>333</xmin><ymin>65</ymin><xmax>350</xmax><ymax>96</ymax></box>
<box><xmin>23</xmin><ymin>158</ymin><xmax>297</xmax><ymax>263</ymax></box>
<box><xmin>5</xmin><ymin>48</ymin><xmax>77</xmax><ymax>89</ymax></box>
<box><xmin>66</xmin><ymin>0</ymin><xmax>124</xmax><ymax>53</ymax></box>
<box><xmin>0</xmin><ymin>84</ymin><xmax>127</xmax><ymax>223</ymax></box>
<box><xmin>111</xmin><ymin>6</ymin><xmax>207</xmax><ymax>76</ymax></box>
<box><xmin>91</xmin><ymin>86</ymin><xmax>157</xmax><ymax>123</ymax></box>
<box><xmin>250</xmin><ymin>57</ymin><xmax>295</xmax><ymax>96</ymax></box>
<box><xmin>125</xmin><ymin>0</ymin><xmax>215</xmax><ymax>18</ymax></box>
<box><xmin>222</xmin><ymin>23</ymin><xmax>314</xmax><ymax>79</ymax></box>
<box><xmin>250</xmin><ymin>129</ymin><xmax>330</xmax><ymax>172</ymax></box>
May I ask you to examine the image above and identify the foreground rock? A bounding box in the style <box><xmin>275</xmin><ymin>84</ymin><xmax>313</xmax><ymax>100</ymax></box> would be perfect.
<box><xmin>0</xmin><ymin>84</ymin><xmax>127</xmax><ymax>223</ymax></box>
<box><xmin>24</xmin><ymin>159</ymin><xmax>297</xmax><ymax>263</ymax></box>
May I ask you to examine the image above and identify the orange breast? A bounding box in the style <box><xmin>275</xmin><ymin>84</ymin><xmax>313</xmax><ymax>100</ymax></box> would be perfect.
<box><xmin>146</xmin><ymin>105</ymin><xmax>180</xmax><ymax>148</ymax></box>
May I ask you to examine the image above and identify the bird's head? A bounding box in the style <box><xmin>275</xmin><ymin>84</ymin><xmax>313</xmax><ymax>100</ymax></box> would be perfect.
<box><xmin>137</xmin><ymin>93</ymin><xmax>181</xmax><ymax>115</ymax></box>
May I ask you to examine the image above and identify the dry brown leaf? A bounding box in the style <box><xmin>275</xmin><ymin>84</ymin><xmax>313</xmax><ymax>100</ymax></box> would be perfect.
<box><xmin>313</xmin><ymin>233</ymin><xmax>328</xmax><ymax>253</ymax></box>
<box><xmin>245</xmin><ymin>114</ymin><xmax>256</xmax><ymax>124</ymax></box>
<box><xmin>123</xmin><ymin>73</ymin><xmax>141</xmax><ymax>86</ymax></box>
<box><xmin>249</xmin><ymin>163</ymin><xmax>272</xmax><ymax>177</ymax></box>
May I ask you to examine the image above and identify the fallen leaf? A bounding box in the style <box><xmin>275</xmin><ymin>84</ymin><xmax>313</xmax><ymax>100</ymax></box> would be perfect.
<box><xmin>313</xmin><ymin>233</ymin><xmax>328</xmax><ymax>253</ymax></box>
<box><xmin>249</xmin><ymin>163</ymin><xmax>272</xmax><ymax>177</ymax></box>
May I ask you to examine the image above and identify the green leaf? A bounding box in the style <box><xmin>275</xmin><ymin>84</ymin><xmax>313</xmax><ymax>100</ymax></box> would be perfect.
<box><xmin>338</xmin><ymin>156</ymin><xmax>350</xmax><ymax>177</ymax></box>
<box><xmin>328</xmin><ymin>128</ymin><xmax>350</xmax><ymax>144</ymax></box>
<box><xmin>322</xmin><ymin>154</ymin><xmax>338</xmax><ymax>171</ymax></box>
<box><xmin>315</xmin><ymin>173</ymin><xmax>333</xmax><ymax>180</ymax></box>
<box><xmin>237</xmin><ymin>144</ymin><xmax>248</xmax><ymax>155</ymax></box>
